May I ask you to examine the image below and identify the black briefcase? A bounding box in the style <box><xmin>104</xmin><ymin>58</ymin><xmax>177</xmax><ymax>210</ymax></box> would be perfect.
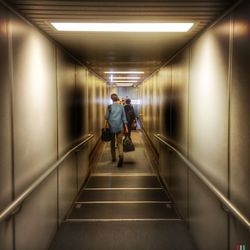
<box><xmin>101</xmin><ymin>128</ymin><xmax>112</xmax><ymax>142</ymax></box>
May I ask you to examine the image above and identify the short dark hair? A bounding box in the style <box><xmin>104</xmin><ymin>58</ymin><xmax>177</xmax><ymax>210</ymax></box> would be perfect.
<box><xmin>125</xmin><ymin>98</ymin><xmax>131</xmax><ymax>104</ymax></box>
<box><xmin>111</xmin><ymin>93</ymin><xmax>119</xmax><ymax>102</ymax></box>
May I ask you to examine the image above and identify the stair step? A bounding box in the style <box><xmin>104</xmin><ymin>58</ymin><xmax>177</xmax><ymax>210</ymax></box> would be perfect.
<box><xmin>68</xmin><ymin>203</ymin><xmax>178</xmax><ymax>220</ymax></box>
<box><xmin>77</xmin><ymin>189</ymin><xmax>170</xmax><ymax>202</ymax></box>
<box><xmin>49</xmin><ymin>221</ymin><xmax>197</xmax><ymax>250</ymax></box>
<box><xmin>86</xmin><ymin>175</ymin><xmax>162</xmax><ymax>188</ymax></box>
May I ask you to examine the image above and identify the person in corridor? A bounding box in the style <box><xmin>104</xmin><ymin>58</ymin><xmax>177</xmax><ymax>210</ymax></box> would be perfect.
<box><xmin>124</xmin><ymin>98</ymin><xmax>136</xmax><ymax>137</ymax></box>
<box><xmin>105</xmin><ymin>93</ymin><xmax>128</xmax><ymax>167</ymax></box>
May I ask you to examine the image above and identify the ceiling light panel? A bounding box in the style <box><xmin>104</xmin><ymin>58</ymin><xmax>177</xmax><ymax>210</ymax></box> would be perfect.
<box><xmin>51</xmin><ymin>23</ymin><xmax>193</xmax><ymax>32</ymax></box>
<box><xmin>105</xmin><ymin>71</ymin><xmax>144</xmax><ymax>74</ymax></box>
<box><xmin>111</xmin><ymin>77</ymin><xmax>141</xmax><ymax>79</ymax></box>
<box><xmin>111</xmin><ymin>80</ymin><xmax>138</xmax><ymax>83</ymax></box>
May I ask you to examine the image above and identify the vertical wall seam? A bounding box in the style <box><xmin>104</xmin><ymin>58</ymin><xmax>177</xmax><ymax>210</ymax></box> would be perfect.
<box><xmin>7</xmin><ymin>16</ymin><xmax>16</xmax><ymax>250</ymax></box>
<box><xmin>75</xmin><ymin>63</ymin><xmax>79</xmax><ymax>191</ymax></box>
<box><xmin>227</xmin><ymin>14</ymin><xmax>234</xmax><ymax>250</ymax></box>
<box><xmin>187</xmin><ymin>46</ymin><xmax>191</xmax><ymax>228</ymax></box>
<box><xmin>55</xmin><ymin>47</ymin><xmax>60</xmax><ymax>229</ymax></box>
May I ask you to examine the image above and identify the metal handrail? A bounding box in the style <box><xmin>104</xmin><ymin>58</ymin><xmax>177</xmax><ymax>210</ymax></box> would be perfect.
<box><xmin>154</xmin><ymin>133</ymin><xmax>250</xmax><ymax>232</ymax></box>
<box><xmin>0</xmin><ymin>134</ymin><xmax>94</xmax><ymax>223</ymax></box>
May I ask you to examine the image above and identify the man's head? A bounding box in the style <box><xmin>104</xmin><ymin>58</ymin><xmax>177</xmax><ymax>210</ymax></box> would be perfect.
<box><xmin>111</xmin><ymin>93</ymin><xmax>119</xmax><ymax>102</ymax></box>
<box><xmin>125</xmin><ymin>98</ymin><xmax>131</xmax><ymax>104</ymax></box>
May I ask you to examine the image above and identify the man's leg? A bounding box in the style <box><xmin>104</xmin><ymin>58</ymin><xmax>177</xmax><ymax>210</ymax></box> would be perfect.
<box><xmin>110</xmin><ymin>133</ymin><xmax>116</xmax><ymax>161</ymax></box>
<box><xmin>116</xmin><ymin>132</ymin><xmax>123</xmax><ymax>167</ymax></box>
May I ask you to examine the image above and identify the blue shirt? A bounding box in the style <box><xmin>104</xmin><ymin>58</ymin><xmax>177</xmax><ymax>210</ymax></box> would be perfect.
<box><xmin>105</xmin><ymin>103</ymin><xmax>128</xmax><ymax>133</ymax></box>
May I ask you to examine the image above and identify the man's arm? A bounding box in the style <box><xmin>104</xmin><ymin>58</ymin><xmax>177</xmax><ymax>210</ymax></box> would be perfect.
<box><xmin>122</xmin><ymin>107</ymin><xmax>129</xmax><ymax>133</ymax></box>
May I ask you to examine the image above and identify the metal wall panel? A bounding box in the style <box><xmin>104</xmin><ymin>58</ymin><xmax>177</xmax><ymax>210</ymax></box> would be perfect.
<box><xmin>57</xmin><ymin>49</ymin><xmax>78</xmax><ymax>222</ymax></box>
<box><xmin>57</xmin><ymin>49</ymin><xmax>77</xmax><ymax>154</ymax></box>
<box><xmin>230</xmin><ymin>1</ymin><xmax>250</xmax><ymax>247</ymax></box>
<box><xmin>75</xmin><ymin>65</ymin><xmax>88</xmax><ymax>139</ymax></box>
<box><xmin>168</xmin><ymin>49</ymin><xmax>190</xmax><ymax>219</ymax></box>
<box><xmin>188</xmin><ymin>17</ymin><xmax>230</xmax><ymax>250</ymax></box>
<box><xmin>58</xmin><ymin>156</ymin><xmax>77</xmax><ymax>222</ymax></box>
<box><xmin>160</xmin><ymin>67</ymin><xmax>172</xmax><ymax>139</ymax></box>
<box><xmin>189</xmin><ymin>17</ymin><xmax>230</xmax><ymax>195</ymax></box>
<box><xmin>0</xmin><ymin>5</ymin><xmax>14</xmax><ymax>250</ymax></box>
<box><xmin>75</xmin><ymin>66</ymin><xmax>89</xmax><ymax>190</ymax></box>
<box><xmin>189</xmin><ymin>171</ymin><xmax>227</xmax><ymax>250</ymax></box>
<box><xmin>11</xmin><ymin>15</ymin><xmax>57</xmax><ymax>196</ymax></box>
<box><xmin>15</xmin><ymin>173</ymin><xmax>57</xmax><ymax>250</ymax></box>
<box><xmin>10</xmin><ymin>12</ymin><xmax>58</xmax><ymax>250</ymax></box>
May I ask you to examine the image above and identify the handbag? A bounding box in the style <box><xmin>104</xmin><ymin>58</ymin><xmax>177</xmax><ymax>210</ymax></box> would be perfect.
<box><xmin>101</xmin><ymin>105</ymin><xmax>112</xmax><ymax>142</ymax></box>
<box><xmin>123</xmin><ymin>135</ymin><xmax>135</xmax><ymax>152</ymax></box>
<box><xmin>101</xmin><ymin>128</ymin><xmax>112</xmax><ymax>142</ymax></box>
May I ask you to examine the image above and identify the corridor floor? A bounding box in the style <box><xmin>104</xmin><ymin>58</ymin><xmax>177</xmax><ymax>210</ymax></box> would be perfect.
<box><xmin>49</xmin><ymin>131</ymin><xmax>197</xmax><ymax>250</ymax></box>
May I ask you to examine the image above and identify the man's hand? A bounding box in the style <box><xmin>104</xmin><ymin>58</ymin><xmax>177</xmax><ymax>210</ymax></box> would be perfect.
<box><xmin>124</xmin><ymin>124</ymin><xmax>129</xmax><ymax>134</ymax></box>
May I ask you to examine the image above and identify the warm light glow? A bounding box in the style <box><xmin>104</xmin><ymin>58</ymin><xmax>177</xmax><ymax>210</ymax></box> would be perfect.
<box><xmin>105</xmin><ymin>71</ymin><xmax>144</xmax><ymax>74</ymax></box>
<box><xmin>51</xmin><ymin>23</ymin><xmax>194</xmax><ymax>32</ymax></box>
<box><xmin>111</xmin><ymin>80</ymin><xmax>138</xmax><ymax>83</ymax></box>
<box><xmin>131</xmin><ymin>99</ymin><xmax>141</xmax><ymax>105</ymax></box>
<box><xmin>115</xmin><ymin>83</ymin><xmax>134</xmax><ymax>87</ymax></box>
<box><xmin>111</xmin><ymin>76</ymin><xmax>141</xmax><ymax>80</ymax></box>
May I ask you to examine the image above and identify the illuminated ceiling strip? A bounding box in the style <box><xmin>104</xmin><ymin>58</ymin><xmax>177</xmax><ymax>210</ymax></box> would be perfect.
<box><xmin>111</xmin><ymin>77</ymin><xmax>141</xmax><ymax>80</ymax></box>
<box><xmin>111</xmin><ymin>80</ymin><xmax>138</xmax><ymax>83</ymax></box>
<box><xmin>115</xmin><ymin>84</ymin><xmax>134</xmax><ymax>87</ymax></box>
<box><xmin>105</xmin><ymin>71</ymin><xmax>144</xmax><ymax>74</ymax></box>
<box><xmin>51</xmin><ymin>23</ymin><xmax>194</xmax><ymax>32</ymax></box>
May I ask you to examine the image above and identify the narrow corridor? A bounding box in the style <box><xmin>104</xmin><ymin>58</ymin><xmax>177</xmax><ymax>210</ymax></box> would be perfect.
<box><xmin>49</xmin><ymin>131</ymin><xmax>196</xmax><ymax>249</ymax></box>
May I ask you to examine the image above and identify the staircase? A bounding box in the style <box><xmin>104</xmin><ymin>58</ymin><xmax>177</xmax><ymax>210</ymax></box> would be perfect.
<box><xmin>49</xmin><ymin>132</ymin><xmax>196</xmax><ymax>250</ymax></box>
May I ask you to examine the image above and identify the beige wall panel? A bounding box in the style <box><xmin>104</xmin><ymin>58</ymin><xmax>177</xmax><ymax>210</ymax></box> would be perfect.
<box><xmin>57</xmin><ymin>49</ymin><xmax>78</xmax><ymax>222</ymax></box>
<box><xmin>75</xmin><ymin>65</ymin><xmax>88</xmax><ymax>139</ymax></box>
<box><xmin>0</xmin><ymin>221</ymin><xmax>13</xmax><ymax>250</ymax></box>
<box><xmin>169</xmin><ymin>155</ymin><xmax>188</xmax><ymax>219</ymax></box>
<box><xmin>15</xmin><ymin>173</ymin><xmax>57</xmax><ymax>250</ymax></box>
<box><xmin>189</xmin><ymin>172</ymin><xmax>227</xmax><ymax>250</ymax></box>
<box><xmin>76</xmin><ymin>145</ymin><xmax>89</xmax><ymax>191</ymax></box>
<box><xmin>230</xmin><ymin>1</ymin><xmax>250</xmax><ymax>247</ymax></box>
<box><xmin>0</xmin><ymin>7</ymin><xmax>14</xmax><ymax>250</ymax></box>
<box><xmin>168</xmin><ymin>50</ymin><xmax>190</xmax><ymax>219</ymax></box>
<box><xmin>0</xmin><ymin>6</ymin><xmax>14</xmax><ymax>249</ymax></box>
<box><xmin>171</xmin><ymin>50</ymin><xmax>189</xmax><ymax>153</ymax></box>
<box><xmin>58</xmin><ymin>155</ymin><xmax>77</xmax><ymax>222</ymax></box>
<box><xmin>0</xmin><ymin>3</ymin><xmax>12</xmax><ymax>212</ymax></box>
<box><xmin>11</xmin><ymin>15</ymin><xmax>57</xmax><ymax>196</ymax></box>
<box><xmin>57</xmin><ymin>49</ymin><xmax>76</xmax><ymax>154</ymax></box>
<box><xmin>75</xmin><ymin>66</ymin><xmax>89</xmax><ymax>190</ymax></box>
<box><xmin>160</xmin><ymin>66</ymin><xmax>172</xmax><ymax>139</ymax></box>
<box><xmin>189</xmin><ymin>17</ymin><xmax>230</xmax><ymax>195</ymax></box>
<box><xmin>159</xmin><ymin>146</ymin><xmax>171</xmax><ymax>187</ymax></box>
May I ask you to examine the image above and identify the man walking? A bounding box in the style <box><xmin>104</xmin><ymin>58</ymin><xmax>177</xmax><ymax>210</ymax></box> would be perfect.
<box><xmin>105</xmin><ymin>93</ymin><xmax>128</xmax><ymax>167</ymax></box>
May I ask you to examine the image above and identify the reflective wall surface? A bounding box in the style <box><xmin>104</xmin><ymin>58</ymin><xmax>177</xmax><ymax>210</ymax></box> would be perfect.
<box><xmin>0</xmin><ymin>3</ymin><xmax>107</xmax><ymax>249</ymax></box>
<box><xmin>140</xmin><ymin>1</ymin><xmax>250</xmax><ymax>249</ymax></box>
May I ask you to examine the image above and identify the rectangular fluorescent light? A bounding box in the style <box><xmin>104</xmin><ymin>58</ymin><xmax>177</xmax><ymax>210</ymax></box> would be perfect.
<box><xmin>51</xmin><ymin>23</ymin><xmax>193</xmax><ymax>32</ymax></box>
<box><xmin>115</xmin><ymin>83</ymin><xmax>134</xmax><ymax>87</ymax></box>
<box><xmin>111</xmin><ymin>80</ymin><xmax>138</xmax><ymax>83</ymax></box>
<box><xmin>105</xmin><ymin>71</ymin><xmax>144</xmax><ymax>74</ymax></box>
<box><xmin>111</xmin><ymin>77</ymin><xmax>140</xmax><ymax>80</ymax></box>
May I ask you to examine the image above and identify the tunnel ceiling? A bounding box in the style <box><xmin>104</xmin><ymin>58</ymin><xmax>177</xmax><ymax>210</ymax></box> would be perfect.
<box><xmin>6</xmin><ymin>0</ymin><xmax>237</xmax><ymax>84</ymax></box>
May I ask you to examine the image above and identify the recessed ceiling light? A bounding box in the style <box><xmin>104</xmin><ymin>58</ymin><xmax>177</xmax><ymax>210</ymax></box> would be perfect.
<box><xmin>111</xmin><ymin>80</ymin><xmax>138</xmax><ymax>83</ymax></box>
<box><xmin>51</xmin><ymin>23</ymin><xmax>193</xmax><ymax>32</ymax></box>
<box><xmin>111</xmin><ymin>77</ymin><xmax>141</xmax><ymax>80</ymax></box>
<box><xmin>105</xmin><ymin>71</ymin><xmax>144</xmax><ymax>74</ymax></box>
<box><xmin>115</xmin><ymin>83</ymin><xmax>134</xmax><ymax>87</ymax></box>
